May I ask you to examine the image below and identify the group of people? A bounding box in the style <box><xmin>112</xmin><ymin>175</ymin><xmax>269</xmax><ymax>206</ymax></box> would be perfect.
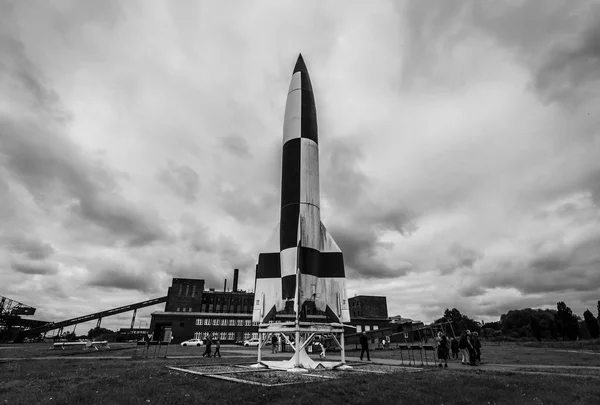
<box><xmin>201</xmin><ymin>336</ymin><xmax>221</xmax><ymax>358</ymax></box>
<box><xmin>436</xmin><ymin>330</ymin><xmax>482</xmax><ymax>367</ymax></box>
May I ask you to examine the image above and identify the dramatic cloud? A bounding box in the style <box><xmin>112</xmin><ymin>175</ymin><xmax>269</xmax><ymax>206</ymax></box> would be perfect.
<box><xmin>11</xmin><ymin>260</ymin><xmax>58</xmax><ymax>276</ymax></box>
<box><xmin>1</xmin><ymin>0</ymin><xmax>599</xmax><ymax>330</ymax></box>
<box><xmin>6</xmin><ymin>235</ymin><xmax>55</xmax><ymax>260</ymax></box>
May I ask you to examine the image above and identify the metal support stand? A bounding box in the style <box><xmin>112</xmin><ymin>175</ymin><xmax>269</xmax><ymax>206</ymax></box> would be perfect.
<box><xmin>130</xmin><ymin>309</ymin><xmax>137</xmax><ymax>330</ymax></box>
<box><xmin>254</xmin><ymin>322</ymin><xmax>352</xmax><ymax>371</ymax></box>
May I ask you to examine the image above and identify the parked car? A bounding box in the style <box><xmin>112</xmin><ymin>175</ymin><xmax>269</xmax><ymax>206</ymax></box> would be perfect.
<box><xmin>180</xmin><ymin>338</ymin><xmax>204</xmax><ymax>347</ymax></box>
<box><xmin>243</xmin><ymin>338</ymin><xmax>260</xmax><ymax>347</ymax></box>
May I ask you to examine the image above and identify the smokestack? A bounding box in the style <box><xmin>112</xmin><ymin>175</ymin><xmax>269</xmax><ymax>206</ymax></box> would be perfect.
<box><xmin>233</xmin><ymin>269</ymin><xmax>239</xmax><ymax>292</ymax></box>
<box><xmin>224</xmin><ymin>279</ymin><xmax>227</xmax><ymax>292</ymax></box>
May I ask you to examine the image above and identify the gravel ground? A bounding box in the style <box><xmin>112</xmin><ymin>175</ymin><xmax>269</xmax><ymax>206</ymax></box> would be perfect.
<box><xmin>171</xmin><ymin>362</ymin><xmax>421</xmax><ymax>386</ymax></box>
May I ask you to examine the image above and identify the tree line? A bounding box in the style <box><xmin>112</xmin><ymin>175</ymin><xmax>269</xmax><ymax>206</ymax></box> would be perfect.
<box><xmin>436</xmin><ymin>301</ymin><xmax>600</xmax><ymax>341</ymax></box>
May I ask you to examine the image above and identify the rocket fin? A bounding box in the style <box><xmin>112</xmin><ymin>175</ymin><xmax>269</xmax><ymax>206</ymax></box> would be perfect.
<box><xmin>320</xmin><ymin>222</ymin><xmax>342</xmax><ymax>253</ymax></box>
<box><xmin>252</xmin><ymin>223</ymin><xmax>283</xmax><ymax>323</ymax></box>
<box><xmin>316</xmin><ymin>222</ymin><xmax>351</xmax><ymax>323</ymax></box>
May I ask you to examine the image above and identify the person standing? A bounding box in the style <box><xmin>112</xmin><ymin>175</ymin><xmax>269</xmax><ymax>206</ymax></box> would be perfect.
<box><xmin>458</xmin><ymin>331</ymin><xmax>469</xmax><ymax>365</ymax></box>
<box><xmin>466</xmin><ymin>331</ymin><xmax>477</xmax><ymax>366</ymax></box>
<box><xmin>359</xmin><ymin>332</ymin><xmax>370</xmax><ymax>361</ymax></box>
<box><xmin>450</xmin><ymin>337</ymin><xmax>459</xmax><ymax>360</ymax></box>
<box><xmin>202</xmin><ymin>335</ymin><xmax>212</xmax><ymax>358</ymax></box>
<box><xmin>214</xmin><ymin>337</ymin><xmax>221</xmax><ymax>358</ymax></box>
<box><xmin>271</xmin><ymin>334</ymin><xmax>278</xmax><ymax>354</ymax></box>
<box><xmin>436</xmin><ymin>332</ymin><xmax>449</xmax><ymax>368</ymax></box>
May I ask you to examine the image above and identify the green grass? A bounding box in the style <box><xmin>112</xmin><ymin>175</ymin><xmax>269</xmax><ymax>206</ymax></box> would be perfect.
<box><xmin>2</xmin><ymin>357</ymin><xmax>600</xmax><ymax>405</ymax></box>
<box><xmin>2</xmin><ymin>342</ymin><xmax>600</xmax><ymax>404</ymax></box>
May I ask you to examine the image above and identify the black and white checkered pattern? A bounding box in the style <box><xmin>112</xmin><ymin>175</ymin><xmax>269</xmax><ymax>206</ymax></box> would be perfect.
<box><xmin>253</xmin><ymin>55</ymin><xmax>350</xmax><ymax>324</ymax></box>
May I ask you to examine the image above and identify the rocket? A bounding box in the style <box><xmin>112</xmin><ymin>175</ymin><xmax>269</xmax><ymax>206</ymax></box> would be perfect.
<box><xmin>253</xmin><ymin>54</ymin><xmax>350</xmax><ymax>324</ymax></box>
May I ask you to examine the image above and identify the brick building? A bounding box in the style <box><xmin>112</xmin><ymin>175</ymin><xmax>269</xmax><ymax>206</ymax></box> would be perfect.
<box><xmin>348</xmin><ymin>295</ymin><xmax>390</xmax><ymax>334</ymax></box>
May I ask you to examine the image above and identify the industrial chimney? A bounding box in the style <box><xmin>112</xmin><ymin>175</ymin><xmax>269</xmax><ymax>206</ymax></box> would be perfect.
<box><xmin>223</xmin><ymin>279</ymin><xmax>227</xmax><ymax>292</ymax></box>
<box><xmin>233</xmin><ymin>269</ymin><xmax>239</xmax><ymax>292</ymax></box>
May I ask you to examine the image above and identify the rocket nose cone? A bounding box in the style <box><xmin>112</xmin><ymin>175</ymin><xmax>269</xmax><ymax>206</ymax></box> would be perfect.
<box><xmin>293</xmin><ymin>54</ymin><xmax>307</xmax><ymax>74</ymax></box>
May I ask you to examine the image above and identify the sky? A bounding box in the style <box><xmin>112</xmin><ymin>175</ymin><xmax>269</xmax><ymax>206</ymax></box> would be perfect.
<box><xmin>1</xmin><ymin>0</ymin><xmax>600</xmax><ymax>333</ymax></box>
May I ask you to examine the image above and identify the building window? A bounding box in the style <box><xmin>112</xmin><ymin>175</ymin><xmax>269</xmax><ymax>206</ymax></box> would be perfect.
<box><xmin>208</xmin><ymin>304</ymin><xmax>213</xmax><ymax>312</ymax></box>
<box><xmin>243</xmin><ymin>332</ymin><xmax>251</xmax><ymax>340</ymax></box>
<box><xmin>192</xmin><ymin>285</ymin><xmax>196</xmax><ymax>296</ymax></box>
<box><xmin>244</xmin><ymin>320</ymin><xmax>251</xmax><ymax>326</ymax></box>
<box><xmin>193</xmin><ymin>332</ymin><xmax>202</xmax><ymax>340</ymax></box>
<box><xmin>221</xmin><ymin>319</ymin><xmax>227</xmax><ymax>326</ymax></box>
<box><xmin>216</xmin><ymin>304</ymin><xmax>220</xmax><ymax>312</ymax></box>
<box><xmin>176</xmin><ymin>307</ymin><xmax>180</xmax><ymax>312</ymax></box>
<box><xmin>356</xmin><ymin>325</ymin><xmax>362</xmax><ymax>333</ymax></box>
<box><xmin>252</xmin><ymin>321</ymin><xmax>259</xmax><ymax>326</ymax></box>
<box><xmin>185</xmin><ymin>285</ymin><xmax>189</xmax><ymax>296</ymax></box>
<box><xmin>178</xmin><ymin>285</ymin><xmax>182</xmax><ymax>296</ymax></box>
<box><xmin>220</xmin><ymin>332</ymin><xmax>227</xmax><ymax>340</ymax></box>
<box><xmin>236</xmin><ymin>319</ymin><xmax>243</xmax><ymax>326</ymax></box>
<box><xmin>203</xmin><ymin>332</ymin><xmax>210</xmax><ymax>339</ymax></box>
<box><xmin>229</xmin><ymin>319</ymin><xmax>235</xmax><ymax>326</ymax></box>
<box><xmin>373</xmin><ymin>325</ymin><xmax>379</xmax><ymax>331</ymax></box>
<box><xmin>252</xmin><ymin>332</ymin><xmax>258</xmax><ymax>339</ymax></box>
<box><xmin>365</xmin><ymin>325</ymin><xmax>371</xmax><ymax>331</ymax></box>
<box><xmin>212</xmin><ymin>319</ymin><xmax>219</xmax><ymax>326</ymax></box>
<box><xmin>228</xmin><ymin>332</ymin><xmax>235</xmax><ymax>341</ymax></box>
<box><xmin>196</xmin><ymin>319</ymin><xmax>202</xmax><ymax>326</ymax></box>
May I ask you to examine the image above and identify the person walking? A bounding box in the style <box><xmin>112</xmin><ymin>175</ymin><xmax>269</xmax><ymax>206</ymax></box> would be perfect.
<box><xmin>359</xmin><ymin>332</ymin><xmax>370</xmax><ymax>361</ymax></box>
<box><xmin>436</xmin><ymin>332</ymin><xmax>449</xmax><ymax>368</ymax></box>
<box><xmin>271</xmin><ymin>334</ymin><xmax>278</xmax><ymax>354</ymax></box>
<box><xmin>450</xmin><ymin>337</ymin><xmax>459</xmax><ymax>360</ymax></box>
<box><xmin>315</xmin><ymin>340</ymin><xmax>326</xmax><ymax>359</ymax></box>
<box><xmin>214</xmin><ymin>337</ymin><xmax>221</xmax><ymax>358</ymax></box>
<box><xmin>466</xmin><ymin>331</ymin><xmax>477</xmax><ymax>366</ymax></box>
<box><xmin>458</xmin><ymin>331</ymin><xmax>469</xmax><ymax>365</ymax></box>
<box><xmin>202</xmin><ymin>336</ymin><xmax>212</xmax><ymax>358</ymax></box>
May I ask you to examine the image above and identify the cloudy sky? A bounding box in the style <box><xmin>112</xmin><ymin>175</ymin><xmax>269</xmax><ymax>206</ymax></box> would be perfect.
<box><xmin>2</xmin><ymin>0</ymin><xmax>600</xmax><ymax>332</ymax></box>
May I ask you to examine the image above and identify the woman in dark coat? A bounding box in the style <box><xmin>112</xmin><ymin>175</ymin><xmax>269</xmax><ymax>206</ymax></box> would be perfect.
<box><xmin>436</xmin><ymin>333</ymin><xmax>449</xmax><ymax>368</ymax></box>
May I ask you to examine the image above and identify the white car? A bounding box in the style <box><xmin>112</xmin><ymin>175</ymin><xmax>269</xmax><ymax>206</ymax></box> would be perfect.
<box><xmin>180</xmin><ymin>338</ymin><xmax>204</xmax><ymax>347</ymax></box>
<box><xmin>243</xmin><ymin>338</ymin><xmax>260</xmax><ymax>347</ymax></box>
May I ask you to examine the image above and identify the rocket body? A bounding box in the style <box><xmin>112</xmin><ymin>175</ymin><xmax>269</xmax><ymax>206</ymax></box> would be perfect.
<box><xmin>253</xmin><ymin>55</ymin><xmax>350</xmax><ymax>324</ymax></box>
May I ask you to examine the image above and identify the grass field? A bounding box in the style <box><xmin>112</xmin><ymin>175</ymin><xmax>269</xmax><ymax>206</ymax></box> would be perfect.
<box><xmin>2</xmin><ymin>341</ymin><xmax>600</xmax><ymax>404</ymax></box>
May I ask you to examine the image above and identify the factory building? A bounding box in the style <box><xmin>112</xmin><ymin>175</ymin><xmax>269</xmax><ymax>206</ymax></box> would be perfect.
<box><xmin>348</xmin><ymin>295</ymin><xmax>391</xmax><ymax>334</ymax></box>
<box><xmin>150</xmin><ymin>270</ymin><xmax>391</xmax><ymax>344</ymax></box>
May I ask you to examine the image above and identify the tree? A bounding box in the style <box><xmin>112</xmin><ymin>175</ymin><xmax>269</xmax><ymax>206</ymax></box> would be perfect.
<box><xmin>437</xmin><ymin>308</ymin><xmax>481</xmax><ymax>336</ymax></box>
<box><xmin>530</xmin><ymin>316</ymin><xmax>542</xmax><ymax>342</ymax></box>
<box><xmin>87</xmin><ymin>327</ymin><xmax>114</xmax><ymax>339</ymax></box>
<box><xmin>500</xmin><ymin>308</ymin><xmax>555</xmax><ymax>338</ymax></box>
<box><xmin>556</xmin><ymin>301</ymin><xmax>579</xmax><ymax>341</ymax></box>
<box><xmin>548</xmin><ymin>319</ymin><xmax>558</xmax><ymax>340</ymax></box>
<box><xmin>584</xmin><ymin>309</ymin><xmax>599</xmax><ymax>339</ymax></box>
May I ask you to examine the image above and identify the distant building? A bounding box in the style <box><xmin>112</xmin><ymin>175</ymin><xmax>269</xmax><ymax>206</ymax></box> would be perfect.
<box><xmin>116</xmin><ymin>328</ymin><xmax>149</xmax><ymax>341</ymax></box>
<box><xmin>348</xmin><ymin>295</ymin><xmax>390</xmax><ymax>335</ymax></box>
<box><xmin>388</xmin><ymin>315</ymin><xmax>426</xmax><ymax>343</ymax></box>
